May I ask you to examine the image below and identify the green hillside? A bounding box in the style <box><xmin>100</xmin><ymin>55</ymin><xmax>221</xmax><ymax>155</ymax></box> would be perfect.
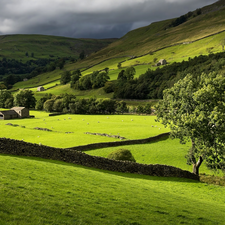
<box><xmin>9</xmin><ymin>0</ymin><xmax>225</xmax><ymax>102</ymax></box>
<box><xmin>74</xmin><ymin>0</ymin><xmax>225</xmax><ymax>68</ymax></box>
<box><xmin>0</xmin><ymin>34</ymin><xmax>116</xmax><ymax>61</ymax></box>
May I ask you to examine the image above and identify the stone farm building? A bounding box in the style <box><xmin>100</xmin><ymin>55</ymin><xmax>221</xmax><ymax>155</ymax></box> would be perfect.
<box><xmin>37</xmin><ymin>86</ymin><xmax>45</xmax><ymax>92</ymax></box>
<box><xmin>0</xmin><ymin>107</ymin><xmax>29</xmax><ymax>120</ymax></box>
<box><xmin>156</xmin><ymin>59</ymin><xmax>167</xmax><ymax>66</ymax></box>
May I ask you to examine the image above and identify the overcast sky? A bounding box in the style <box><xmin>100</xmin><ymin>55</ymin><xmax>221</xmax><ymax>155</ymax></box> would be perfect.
<box><xmin>0</xmin><ymin>0</ymin><xmax>217</xmax><ymax>39</ymax></box>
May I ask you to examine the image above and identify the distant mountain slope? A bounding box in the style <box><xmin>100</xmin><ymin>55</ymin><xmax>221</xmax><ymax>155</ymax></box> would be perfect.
<box><xmin>0</xmin><ymin>34</ymin><xmax>116</xmax><ymax>61</ymax></box>
<box><xmin>78</xmin><ymin>0</ymin><xmax>225</xmax><ymax>68</ymax></box>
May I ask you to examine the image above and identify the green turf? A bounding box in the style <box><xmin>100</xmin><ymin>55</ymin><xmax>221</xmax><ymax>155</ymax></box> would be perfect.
<box><xmin>0</xmin><ymin>113</ymin><xmax>169</xmax><ymax>148</ymax></box>
<box><xmin>0</xmin><ymin>154</ymin><xmax>225</xmax><ymax>224</ymax></box>
<box><xmin>86</xmin><ymin>137</ymin><xmax>222</xmax><ymax>176</ymax></box>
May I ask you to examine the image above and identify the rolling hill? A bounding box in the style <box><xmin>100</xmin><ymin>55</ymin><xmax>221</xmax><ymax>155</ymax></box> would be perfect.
<box><xmin>8</xmin><ymin>0</ymin><xmax>225</xmax><ymax>101</ymax></box>
<box><xmin>0</xmin><ymin>34</ymin><xmax>116</xmax><ymax>62</ymax></box>
<box><xmin>73</xmin><ymin>0</ymin><xmax>225</xmax><ymax>69</ymax></box>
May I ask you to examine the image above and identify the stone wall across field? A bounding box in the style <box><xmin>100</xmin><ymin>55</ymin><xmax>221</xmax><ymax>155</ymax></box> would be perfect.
<box><xmin>69</xmin><ymin>132</ymin><xmax>170</xmax><ymax>151</ymax></box>
<box><xmin>0</xmin><ymin>137</ymin><xmax>199</xmax><ymax>180</ymax></box>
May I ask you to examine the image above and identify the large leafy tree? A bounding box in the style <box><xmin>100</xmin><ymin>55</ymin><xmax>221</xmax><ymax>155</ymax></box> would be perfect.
<box><xmin>70</xmin><ymin>69</ymin><xmax>81</xmax><ymax>89</ymax></box>
<box><xmin>0</xmin><ymin>90</ymin><xmax>14</xmax><ymax>108</ymax></box>
<box><xmin>156</xmin><ymin>72</ymin><xmax>225</xmax><ymax>175</ymax></box>
<box><xmin>14</xmin><ymin>90</ymin><xmax>36</xmax><ymax>109</ymax></box>
<box><xmin>60</xmin><ymin>71</ymin><xmax>71</xmax><ymax>85</ymax></box>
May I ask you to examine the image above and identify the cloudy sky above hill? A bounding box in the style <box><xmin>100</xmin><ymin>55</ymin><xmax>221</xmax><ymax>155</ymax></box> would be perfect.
<box><xmin>0</xmin><ymin>0</ymin><xmax>217</xmax><ymax>39</ymax></box>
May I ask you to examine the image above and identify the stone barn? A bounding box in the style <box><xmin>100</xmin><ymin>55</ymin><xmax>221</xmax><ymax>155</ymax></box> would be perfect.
<box><xmin>0</xmin><ymin>110</ymin><xmax>18</xmax><ymax>120</ymax></box>
<box><xmin>158</xmin><ymin>59</ymin><xmax>167</xmax><ymax>65</ymax></box>
<box><xmin>0</xmin><ymin>107</ymin><xmax>30</xmax><ymax>120</ymax></box>
<box><xmin>11</xmin><ymin>107</ymin><xmax>29</xmax><ymax>118</ymax></box>
<box><xmin>37</xmin><ymin>86</ymin><xmax>45</xmax><ymax>92</ymax></box>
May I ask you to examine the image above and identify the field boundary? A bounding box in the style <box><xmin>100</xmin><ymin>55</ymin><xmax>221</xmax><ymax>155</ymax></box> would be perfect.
<box><xmin>0</xmin><ymin>136</ymin><xmax>199</xmax><ymax>180</ymax></box>
<box><xmin>68</xmin><ymin>132</ymin><xmax>170</xmax><ymax>151</ymax></box>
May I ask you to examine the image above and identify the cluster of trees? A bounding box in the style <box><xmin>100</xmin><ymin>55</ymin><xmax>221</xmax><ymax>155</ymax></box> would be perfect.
<box><xmin>0</xmin><ymin>89</ymin><xmax>153</xmax><ymax>115</ymax></box>
<box><xmin>129</xmin><ymin>104</ymin><xmax>152</xmax><ymax>115</ymax></box>
<box><xmin>36</xmin><ymin>93</ymin><xmax>129</xmax><ymax>114</ymax></box>
<box><xmin>0</xmin><ymin>58</ymin><xmax>55</xmax><ymax>77</ymax></box>
<box><xmin>156</xmin><ymin>72</ymin><xmax>225</xmax><ymax>175</ymax></box>
<box><xmin>60</xmin><ymin>68</ymin><xmax>110</xmax><ymax>91</ymax></box>
<box><xmin>0</xmin><ymin>89</ymin><xmax>36</xmax><ymax>109</ymax></box>
<box><xmin>112</xmin><ymin>52</ymin><xmax>225</xmax><ymax>99</ymax></box>
<box><xmin>0</xmin><ymin>56</ymin><xmax>76</xmax><ymax>88</ymax></box>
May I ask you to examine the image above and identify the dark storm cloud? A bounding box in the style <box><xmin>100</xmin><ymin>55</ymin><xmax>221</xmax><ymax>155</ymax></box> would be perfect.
<box><xmin>0</xmin><ymin>0</ymin><xmax>217</xmax><ymax>38</ymax></box>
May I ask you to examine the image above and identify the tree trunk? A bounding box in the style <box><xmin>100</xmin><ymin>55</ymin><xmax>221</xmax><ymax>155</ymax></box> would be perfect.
<box><xmin>192</xmin><ymin>156</ymin><xmax>203</xmax><ymax>175</ymax></box>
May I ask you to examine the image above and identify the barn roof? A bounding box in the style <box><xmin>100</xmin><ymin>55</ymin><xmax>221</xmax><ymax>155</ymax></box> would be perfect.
<box><xmin>11</xmin><ymin>107</ymin><xmax>26</xmax><ymax>111</ymax></box>
<box><xmin>0</xmin><ymin>110</ymin><xmax>18</xmax><ymax>115</ymax></box>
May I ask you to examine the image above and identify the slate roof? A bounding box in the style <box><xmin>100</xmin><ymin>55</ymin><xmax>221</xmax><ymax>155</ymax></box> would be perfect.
<box><xmin>11</xmin><ymin>107</ymin><xmax>26</xmax><ymax>111</ymax></box>
<box><xmin>0</xmin><ymin>110</ymin><xmax>18</xmax><ymax>115</ymax></box>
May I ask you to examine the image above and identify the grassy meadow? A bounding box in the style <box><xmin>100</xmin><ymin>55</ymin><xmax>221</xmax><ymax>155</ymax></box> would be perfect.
<box><xmin>0</xmin><ymin>110</ymin><xmax>222</xmax><ymax>177</ymax></box>
<box><xmin>0</xmin><ymin>111</ymin><xmax>169</xmax><ymax>148</ymax></box>
<box><xmin>1</xmin><ymin>154</ymin><xmax>225</xmax><ymax>225</ymax></box>
<box><xmin>2</xmin><ymin>4</ymin><xmax>225</xmax><ymax>224</ymax></box>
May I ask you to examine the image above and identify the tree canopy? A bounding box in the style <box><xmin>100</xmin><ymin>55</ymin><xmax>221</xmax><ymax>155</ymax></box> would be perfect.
<box><xmin>156</xmin><ymin>72</ymin><xmax>225</xmax><ymax>175</ymax></box>
<box><xmin>14</xmin><ymin>90</ymin><xmax>36</xmax><ymax>109</ymax></box>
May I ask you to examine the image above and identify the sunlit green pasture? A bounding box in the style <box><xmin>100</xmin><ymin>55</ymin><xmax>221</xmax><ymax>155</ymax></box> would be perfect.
<box><xmin>13</xmin><ymin>69</ymin><xmax>62</xmax><ymax>90</ymax></box>
<box><xmin>87</xmin><ymin>137</ymin><xmax>222</xmax><ymax>176</ymax></box>
<box><xmin>1</xmin><ymin>154</ymin><xmax>225</xmax><ymax>224</ymax></box>
<box><xmin>13</xmin><ymin>31</ymin><xmax>225</xmax><ymax>101</ymax></box>
<box><xmin>82</xmin><ymin>57</ymin><xmax>129</xmax><ymax>76</ymax></box>
<box><xmin>0</xmin><ymin>112</ymin><xmax>169</xmax><ymax>148</ymax></box>
<box><xmin>122</xmin><ymin>31</ymin><xmax>225</xmax><ymax>68</ymax></box>
<box><xmin>34</xmin><ymin>84</ymin><xmax>113</xmax><ymax>100</ymax></box>
<box><xmin>25</xmin><ymin>64</ymin><xmax>153</xmax><ymax>100</ymax></box>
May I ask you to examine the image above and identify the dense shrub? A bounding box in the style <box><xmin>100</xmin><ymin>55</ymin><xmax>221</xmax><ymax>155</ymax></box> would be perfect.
<box><xmin>107</xmin><ymin>149</ymin><xmax>136</xmax><ymax>162</ymax></box>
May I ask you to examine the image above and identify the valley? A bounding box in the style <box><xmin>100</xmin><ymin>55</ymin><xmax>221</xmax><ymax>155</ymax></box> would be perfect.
<box><xmin>1</xmin><ymin>0</ymin><xmax>225</xmax><ymax>224</ymax></box>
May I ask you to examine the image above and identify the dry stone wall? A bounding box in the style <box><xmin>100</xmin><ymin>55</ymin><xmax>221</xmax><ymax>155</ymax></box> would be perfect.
<box><xmin>0</xmin><ymin>137</ymin><xmax>199</xmax><ymax>180</ymax></box>
<box><xmin>68</xmin><ymin>132</ymin><xmax>171</xmax><ymax>151</ymax></box>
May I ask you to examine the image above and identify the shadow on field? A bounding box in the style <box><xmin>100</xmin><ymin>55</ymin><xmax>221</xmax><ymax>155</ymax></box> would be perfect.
<box><xmin>0</xmin><ymin>153</ymin><xmax>199</xmax><ymax>184</ymax></box>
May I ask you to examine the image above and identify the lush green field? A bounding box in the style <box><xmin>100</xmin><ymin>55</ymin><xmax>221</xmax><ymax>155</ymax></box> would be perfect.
<box><xmin>122</xmin><ymin>31</ymin><xmax>225</xmax><ymax>68</ymax></box>
<box><xmin>0</xmin><ymin>112</ymin><xmax>169</xmax><ymax>148</ymax></box>
<box><xmin>35</xmin><ymin>85</ymin><xmax>114</xmax><ymax>100</ymax></box>
<box><xmin>12</xmin><ymin>69</ymin><xmax>62</xmax><ymax>90</ymax></box>
<box><xmin>0</xmin><ymin>111</ymin><xmax>221</xmax><ymax>176</ymax></box>
<box><xmin>1</xmin><ymin>154</ymin><xmax>225</xmax><ymax>224</ymax></box>
<box><xmin>87</xmin><ymin>137</ymin><xmax>222</xmax><ymax>176</ymax></box>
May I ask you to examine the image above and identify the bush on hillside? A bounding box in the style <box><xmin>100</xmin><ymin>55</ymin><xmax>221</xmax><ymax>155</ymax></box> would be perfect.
<box><xmin>107</xmin><ymin>149</ymin><xmax>136</xmax><ymax>162</ymax></box>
